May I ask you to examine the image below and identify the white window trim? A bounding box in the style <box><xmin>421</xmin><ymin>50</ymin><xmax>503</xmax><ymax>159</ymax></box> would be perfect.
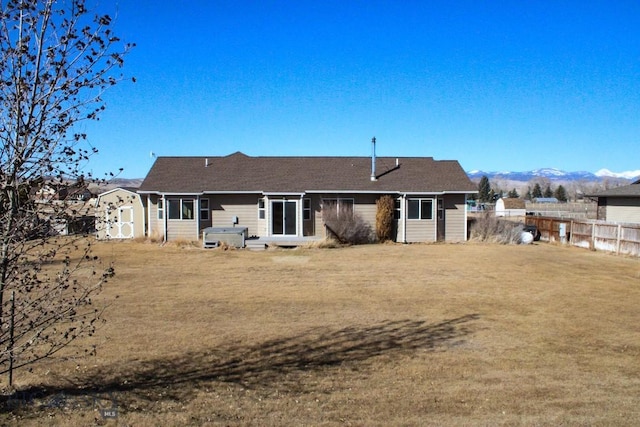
<box><xmin>157</xmin><ymin>198</ymin><xmax>164</xmax><ymax>220</ymax></box>
<box><xmin>200</xmin><ymin>198</ymin><xmax>210</xmax><ymax>221</ymax></box>
<box><xmin>303</xmin><ymin>198</ymin><xmax>311</xmax><ymax>221</ymax></box>
<box><xmin>167</xmin><ymin>198</ymin><xmax>195</xmax><ymax>221</ymax></box>
<box><xmin>322</xmin><ymin>198</ymin><xmax>355</xmax><ymax>218</ymax></box>
<box><xmin>407</xmin><ymin>198</ymin><xmax>434</xmax><ymax>220</ymax></box>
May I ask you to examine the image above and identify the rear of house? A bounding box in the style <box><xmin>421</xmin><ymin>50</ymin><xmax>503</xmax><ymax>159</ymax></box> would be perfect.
<box><xmin>137</xmin><ymin>152</ymin><xmax>476</xmax><ymax>244</ymax></box>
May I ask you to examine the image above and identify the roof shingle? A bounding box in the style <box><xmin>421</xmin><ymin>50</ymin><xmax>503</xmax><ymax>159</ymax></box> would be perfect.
<box><xmin>139</xmin><ymin>152</ymin><xmax>476</xmax><ymax>194</ymax></box>
<box><xmin>587</xmin><ymin>181</ymin><xmax>640</xmax><ymax>198</ymax></box>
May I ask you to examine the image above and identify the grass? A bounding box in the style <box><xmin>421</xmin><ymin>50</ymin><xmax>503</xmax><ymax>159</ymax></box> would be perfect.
<box><xmin>1</xmin><ymin>240</ymin><xmax>639</xmax><ymax>426</ymax></box>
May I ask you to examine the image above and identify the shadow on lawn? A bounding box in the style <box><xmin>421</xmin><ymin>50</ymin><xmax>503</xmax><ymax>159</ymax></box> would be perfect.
<box><xmin>3</xmin><ymin>314</ymin><xmax>480</xmax><ymax>411</ymax></box>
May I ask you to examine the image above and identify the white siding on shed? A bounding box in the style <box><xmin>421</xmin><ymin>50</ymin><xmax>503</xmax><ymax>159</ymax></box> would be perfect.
<box><xmin>95</xmin><ymin>188</ymin><xmax>145</xmax><ymax>240</ymax></box>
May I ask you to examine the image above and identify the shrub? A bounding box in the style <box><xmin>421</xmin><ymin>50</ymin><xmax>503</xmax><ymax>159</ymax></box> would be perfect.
<box><xmin>376</xmin><ymin>195</ymin><xmax>395</xmax><ymax>242</ymax></box>
<box><xmin>322</xmin><ymin>204</ymin><xmax>374</xmax><ymax>245</ymax></box>
<box><xmin>470</xmin><ymin>212</ymin><xmax>524</xmax><ymax>244</ymax></box>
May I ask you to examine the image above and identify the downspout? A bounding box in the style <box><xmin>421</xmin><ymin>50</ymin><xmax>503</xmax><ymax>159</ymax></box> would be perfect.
<box><xmin>162</xmin><ymin>194</ymin><xmax>167</xmax><ymax>243</ymax></box>
<box><xmin>299</xmin><ymin>194</ymin><xmax>304</xmax><ymax>237</ymax></box>
<box><xmin>197</xmin><ymin>195</ymin><xmax>201</xmax><ymax>241</ymax></box>
<box><xmin>402</xmin><ymin>194</ymin><xmax>407</xmax><ymax>243</ymax></box>
<box><xmin>463</xmin><ymin>194</ymin><xmax>468</xmax><ymax>241</ymax></box>
<box><xmin>146</xmin><ymin>194</ymin><xmax>151</xmax><ymax>237</ymax></box>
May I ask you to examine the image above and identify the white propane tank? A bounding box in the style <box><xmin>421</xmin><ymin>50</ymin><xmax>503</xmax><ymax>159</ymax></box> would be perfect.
<box><xmin>521</xmin><ymin>231</ymin><xmax>534</xmax><ymax>244</ymax></box>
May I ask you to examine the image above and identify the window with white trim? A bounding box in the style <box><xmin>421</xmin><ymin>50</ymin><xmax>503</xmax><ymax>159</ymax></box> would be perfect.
<box><xmin>157</xmin><ymin>198</ymin><xmax>164</xmax><ymax>220</ymax></box>
<box><xmin>167</xmin><ymin>198</ymin><xmax>195</xmax><ymax>220</ymax></box>
<box><xmin>394</xmin><ymin>199</ymin><xmax>401</xmax><ymax>220</ymax></box>
<box><xmin>303</xmin><ymin>198</ymin><xmax>311</xmax><ymax>220</ymax></box>
<box><xmin>258</xmin><ymin>198</ymin><xmax>265</xmax><ymax>219</ymax></box>
<box><xmin>322</xmin><ymin>198</ymin><xmax>354</xmax><ymax>219</ymax></box>
<box><xmin>200</xmin><ymin>198</ymin><xmax>209</xmax><ymax>221</ymax></box>
<box><xmin>407</xmin><ymin>198</ymin><xmax>434</xmax><ymax>220</ymax></box>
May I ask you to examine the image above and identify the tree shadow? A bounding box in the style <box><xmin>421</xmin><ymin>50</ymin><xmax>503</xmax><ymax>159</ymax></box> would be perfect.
<box><xmin>2</xmin><ymin>314</ymin><xmax>480</xmax><ymax>412</ymax></box>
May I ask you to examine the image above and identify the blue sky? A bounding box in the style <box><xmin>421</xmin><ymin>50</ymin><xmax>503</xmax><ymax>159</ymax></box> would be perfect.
<box><xmin>81</xmin><ymin>1</ymin><xmax>640</xmax><ymax>178</ymax></box>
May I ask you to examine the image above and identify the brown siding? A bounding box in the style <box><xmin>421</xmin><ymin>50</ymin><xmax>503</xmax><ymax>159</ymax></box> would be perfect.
<box><xmin>146</xmin><ymin>195</ymin><xmax>164</xmax><ymax>240</ymax></box>
<box><xmin>167</xmin><ymin>218</ymin><xmax>198</xmax><ymax>241</ymax></box>
<box><xmin>211</xmin><ymin>194</ymin><xmax>259</xmax><ymax>236</ymax></box>
<box><xmin>444</xmin><ymin>194</ymin><xmax>467</xmax><ymax>242</ymax></box>
<box><xmin>312</xmin><ymin>195</ymin><xmax>325</xmax><ymax>237</ymax></box>
<box><xmin>405</xmin><ymin>219</ymin><xmax>436</xmax><ymax>242</ymax></box>
<box><xmin>353</xmin><ymin>194</ymin><xmax>378</xmax><ymax>225</ymax></box>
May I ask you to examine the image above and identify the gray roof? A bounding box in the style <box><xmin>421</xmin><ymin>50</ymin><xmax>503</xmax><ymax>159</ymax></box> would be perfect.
<box><xmin>587</xmin><ymin>181</ymin><xmax>640</xmax><ymax>198</ymax></box>
<box><xmin>139</xmin><ymin>152</ymin><xmax>476</xmax><ymax>194</ymax></box>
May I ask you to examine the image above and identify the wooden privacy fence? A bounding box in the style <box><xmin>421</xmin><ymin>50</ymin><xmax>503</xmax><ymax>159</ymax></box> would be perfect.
<box><xmin>525</xmin><ymin>216</ymin><xmax>640</xmax><ymax>257</ymax></box>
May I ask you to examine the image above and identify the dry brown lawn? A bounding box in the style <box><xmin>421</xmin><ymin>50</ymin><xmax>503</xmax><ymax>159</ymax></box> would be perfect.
<box><xmin>1</xmin><ymin>240</ymin><xmax>639</xmax><ymax>426</ymax></box>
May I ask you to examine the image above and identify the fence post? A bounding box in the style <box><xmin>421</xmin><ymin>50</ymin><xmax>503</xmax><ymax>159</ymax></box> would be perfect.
<box><xmin>616</xmin><ymin>224</ymin><xmax>622</xmax><ymax>255</ymax></box>
<box><xmin>569</xmin><ymin>220</ymin><xmax>574</xmax><ymax>246</ymax></box>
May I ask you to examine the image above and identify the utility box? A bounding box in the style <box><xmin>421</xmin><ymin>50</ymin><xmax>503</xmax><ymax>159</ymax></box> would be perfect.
<box><xmin>202</xmin><ymin>227</ymin><xmax>248</xmax><ymax>248</ymax></box>
<box><xmin>559</xmin><ymin>223</ymin><xmax>567</xmax><ymax>244</ymax></box>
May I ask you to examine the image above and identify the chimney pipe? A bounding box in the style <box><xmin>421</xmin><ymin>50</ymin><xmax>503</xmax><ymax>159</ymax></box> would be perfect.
<box><xmin>370</xmin><ymin>137</ymin><xmax>377</xmax><ymax>181</ymax></box>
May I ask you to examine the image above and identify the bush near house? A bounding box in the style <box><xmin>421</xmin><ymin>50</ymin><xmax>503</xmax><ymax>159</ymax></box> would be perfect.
<box><xmin>322</xmin><ymin>205</ymin><xmax>374</xmax><ymax>245</ymax></box>
<box><xmin>375</xmin><ymin>195</ymin><xmax>395</xmax><ymax>242</ymax></box>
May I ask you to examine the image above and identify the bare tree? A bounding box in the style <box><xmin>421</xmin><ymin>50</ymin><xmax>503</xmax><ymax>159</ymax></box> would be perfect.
<box><xmin>0</xmin><ymin>0</ymin><xmax>133</xmax><ymax>383</ymax></box>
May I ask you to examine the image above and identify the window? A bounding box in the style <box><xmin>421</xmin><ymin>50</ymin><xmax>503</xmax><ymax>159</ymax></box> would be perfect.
<box><xmin>322</xmin><ymin>198</ymin><xmax>354</xmax><ymax>219</ymax></box>
<box><xmin>157</xmin><ymin>198</ymin><xmax>164</xmax><ymax>220</ymax></box>
<box><xmin>167</xmin><ymin>198</ymin><xmax>195</xmax><ymax>220</ymax></box>
<box><xmin>258</xmin><ymin>198</ymin><xmax>265</xmax><ymax>219</ymax></box>
<box><xmin>407</xmin><ymin>198</ymin><xmax>433</xmax><ymax>220</ymax></box>
<box><xmin>303</xmin><ymin>198</ymin><xmax>311</xmax><ymax>220</ymax></box>
<box><xmin>200</xmin><ymin>198</ymin><xmax>209</xmax><ymax>221</ymax></box>
<box><xmin>394</xmin><ymin>199</ymin><xmax>401</xmax><ymax>220</ymax></box>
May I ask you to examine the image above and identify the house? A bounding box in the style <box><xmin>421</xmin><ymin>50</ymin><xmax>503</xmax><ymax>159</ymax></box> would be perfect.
<box><xmin>533</xmin><ymin>197</ymin><xmax>559</xmax><ymax>203</ymax></box>
<box><xmin>587</xmin><ymin>178</ymin><xmax>640</xmax><ymax>223</ymax></box>
<box><xmin>135</xmin><ymin>151</ymin><xmax>477</xmax><ymax>244</ymax></box>
<box><xmin>495</xmin><ymin>197</ymin><xmax>526</xmax><ymax>217</ymax></box>
<box><xmin>95</xmin><ymin>187</ymin><xmax>146</xmax><ymax>239</ymax></box>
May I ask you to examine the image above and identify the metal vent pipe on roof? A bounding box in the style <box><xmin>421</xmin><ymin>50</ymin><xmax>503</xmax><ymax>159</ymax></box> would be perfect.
<box><xmin>370</xmin><ymin>136</ymin><xmax>377</xmax><ymax>181</ymax></box>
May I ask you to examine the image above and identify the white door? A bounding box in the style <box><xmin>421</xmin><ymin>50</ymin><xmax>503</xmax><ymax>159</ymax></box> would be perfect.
<box><xmin>106</xmin><ymin>206</ymin><xmax>134</xmax><ymax>238</ymax></box>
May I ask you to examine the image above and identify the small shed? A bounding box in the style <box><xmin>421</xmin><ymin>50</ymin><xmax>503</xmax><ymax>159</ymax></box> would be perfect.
<box><xmin>495</xmin><ymin>197</ymin><xmax>526</xmax><ymax>217</ymax></box>
<box><xmin>95</xmin><ymin>187</ymin><xmax>145</xmax><ymax>239</ymax></box>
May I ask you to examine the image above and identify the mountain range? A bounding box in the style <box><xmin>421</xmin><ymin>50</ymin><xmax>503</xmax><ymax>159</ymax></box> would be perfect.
<box><xmin>466</xmin><ymin>168</ymin><xmax>640</xmax><ymax>182</ymax></box>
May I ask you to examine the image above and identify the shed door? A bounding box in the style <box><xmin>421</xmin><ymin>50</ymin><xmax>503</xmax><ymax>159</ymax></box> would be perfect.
<box><xmin>106</xmin><ymin>206</ymin><xmax>134</xmax><ymax>239</ymax></box>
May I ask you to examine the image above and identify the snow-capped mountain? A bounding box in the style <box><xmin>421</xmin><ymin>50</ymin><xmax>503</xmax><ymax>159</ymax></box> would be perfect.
<box><xmin>467</xmin><ymin>168</ymin><xmax>639</xmax><ymax>182</ymax></box>
<box><xmin>595</xmin><ymin>169</ymin><xmax>640</xmax><ymax>180</ymax></box>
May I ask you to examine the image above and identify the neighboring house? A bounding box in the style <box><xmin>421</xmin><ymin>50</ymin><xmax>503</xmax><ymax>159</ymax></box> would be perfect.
<box><xmin>95</xmin><ymin>187</ymin><xmax>146</xmax><ymax>239</ymax></box>
<box><xmin>135</xmin><ymin>151</ymin><xmax>476</xmax><ymax>244</ymax></box>
<box><xmin>533</xmin><ymin>197</ymin><xmax>559</xmax><ymax>203</ymax></box>
<box><xmin>495</xmin><ymin>198</ymin><xmax>526</xmax><ymax>217</ymax></box>
<box><xmin>587</xmin><ymin>178</ymin><xmax>640</xmax><ymax>223</ymax></box>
